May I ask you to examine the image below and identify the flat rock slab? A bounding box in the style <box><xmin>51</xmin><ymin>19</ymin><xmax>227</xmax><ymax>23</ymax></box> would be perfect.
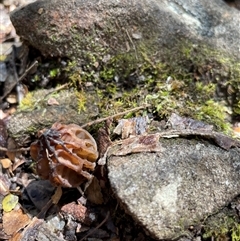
<box><xmin>107</xmin><ymin>136</ymin><xmax>240</xmax><ymax>239</ymax></box>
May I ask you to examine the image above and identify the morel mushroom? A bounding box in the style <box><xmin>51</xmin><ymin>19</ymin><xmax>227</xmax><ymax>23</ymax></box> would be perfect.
<box><xmin>30</xmin><ymin>123</ymin><xmax>98</xmax><ymax>188</ymax></box>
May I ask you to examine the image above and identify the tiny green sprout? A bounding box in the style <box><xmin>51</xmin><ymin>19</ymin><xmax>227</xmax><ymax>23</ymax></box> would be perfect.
<box><xmin>49</xmin><ymin>68</ymin><xmax>60</xmax><ymax>78</ymax></box>
<box><xmin>76</xmin><ymin>91</ymin><xmax>87</xmax><ymax>113</ymax></box>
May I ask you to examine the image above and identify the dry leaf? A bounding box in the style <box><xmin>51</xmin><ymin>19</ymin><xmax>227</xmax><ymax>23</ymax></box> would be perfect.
<box><xmin>0</xmin><ymin>223</ymin><xmax>11</xmax><ymax>240</ymax></box>
<box><xmin>211</xmin><ymin>132</ymin><xmax>240</xmax><ymax>150</ymax></box>
<box><xmin>167</xmin><ymin>113</ymin><xmax>213</xmax><ymax>131</ymax></box>
<box><xmin>6</xmin><ymin>94</ymin><xmax>17</xmax><ymax>104</ymax></box>
<box><xmin>97</xmin><ymin>127</ymin><xmax>112</xmax><ymax>158</ymax></box>
<box><xmin>2</xmin><ymin>194</ymin><xmax>19</xmax><ymax>212</ymax></box>
<box><xmin>113</xmin><ymin>116</ymin><xmax>148</xmax><ymax>139</ymax></box>
<box><xmin>51</xmin><ymin>186</ymin><xmax>62</xmax><ymax>204</ymax></box>
<box><xmin>10</xmin><ymin>217</ymin><xmax>43</xmax><ymax>241</ymax></box>
<box><xmin>233</xmin><ymin>126</ymin><xmax>240</xmax><ymax>138</ymax></box>
<box><xmin>0</xmin><ymin>158</ymin><xmax>12</xmax><ymax>169</ymax></box>
<box><xmin>159</xmin><ymin>129</ymin><xmax>240</xmax><ymax>150</ymax></box>
<box><xmin>6</xmin><ymin>138</ymin><xmax>21</xmax><ymax>162</ymax></box>
<box><xmin>111</xmin><ymin>133</ymin><xmax>164</xmax><ymax>156</ymax></box>
<box><xmin>12</xmin><ymin>157</ymin><xmax>26</xmax><ymax>171</ymax></box>
<box><xmin>3</xmin><ymin>208</ymin><xmax>30</xmax><ymax>236</ymax></box>
<box><xmin>0</xmin><ymin>110</ymin><xmax>9</xmax><ymax>120</ymax></box>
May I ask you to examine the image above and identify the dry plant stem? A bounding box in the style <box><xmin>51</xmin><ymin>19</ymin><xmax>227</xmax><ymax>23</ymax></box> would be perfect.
<box><xmin>44</xmin><ymin>83</ymin><xmax>69</xmax><ymax>98</ymax></box>
<box><xmin>36</xmin><ymin>199</ymin><xmax>53</xmax><ymax>219</ymax></box>
<box><xmin>51</xmin><ymin>186</ymin><xmax>63</xmax><ymax>204</ymax></box>
<box><xmin>18</xmin><ymin>60</ymin><xmax>38</xmax><ymax>82</ymax></box>
<box><xmin>79</xmin><ymin>211</ymin><xmax>110</xmax><ymax>241</ymax></box>
<box><xmin>81</xmin><ymin>104</ymin><xmax>151</xmax><ymax>128</ymax></box>
<box><xmin>76</xmin><ymin>186</ymin><xmax>84</xmax><ymax>196</ymax></box>
<box><xmin>124</xmin><ymin>28</ymin><xmax>138</xmax><ymax>60</ymax></box>
<box><xmin>0</xmin><ymin>146</ymin><xmax>30</xmax><ymax>152</ymax></box>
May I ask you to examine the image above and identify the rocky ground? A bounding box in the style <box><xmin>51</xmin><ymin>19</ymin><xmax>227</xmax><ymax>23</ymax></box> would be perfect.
<box><xmin>1</xmin><ymin>0</ymin><xmax>240</xmax><ymax>241</ymax></box>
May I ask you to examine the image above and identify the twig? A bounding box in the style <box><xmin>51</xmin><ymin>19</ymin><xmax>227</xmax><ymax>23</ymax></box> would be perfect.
<box><xmin>0</xmin><ymin>146</ymin><xmax>30</xmax><ymax>152</ymax></box>
<box><xmin>125</xmin><ymin>28</ymin><xmax>138</xmax><ymax>60</ymax></box>
<box><xmin>36</xmin><ymin>198</ymin><xmax>53</xmax><ymax>219</ymax></box>
<box><xmin>79</xmin><ymin>211</ymin><xmax>110</xmax><ymax>241</ymax></box>
<box><xmin>18</xmin><ymin>60</ymin><xmax>38</xmax><ymax>82</ymax></box>
<box><xmin>44</xmin><ymin>83</ymin><xmax>69</xmax><ymax>98</ymax></box>
<box><xmin>81</xmin><ymin>104</ymin><xmax>151</xmax><ymax>128</ymax></box>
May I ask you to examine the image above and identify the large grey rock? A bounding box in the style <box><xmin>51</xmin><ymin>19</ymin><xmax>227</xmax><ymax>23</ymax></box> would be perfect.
<box><xmin>10</xmin><ymin>0</ymin><xmax>240</xmax><ymax>60</ymax></box>
<box><xmin>107</xmin><ymin>136</ymin><xmax>240</xmax><ymax>240</ymax></box>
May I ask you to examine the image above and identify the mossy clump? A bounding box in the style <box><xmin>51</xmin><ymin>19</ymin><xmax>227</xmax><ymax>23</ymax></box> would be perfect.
<box><xmin>75</xmin><ymin>90</ymin><xmax>87</xmax><ymax>113</ymax></box>
<box><xmin>232</xmin><ymin>224</ymin><xmax>240</xmax><ymax>241</ymax></box>
<box><xmin>203</xmin><ymin>209</ymin><xmax>240</xmax><ymax>241</ymax></box>
<box><xmin>19</xmin><ymin>92</ymin><xmax>38</xmax><ymax>111</ymax></box>
<box><xmin>194</xmin><ymin>100</ymin><xmax>231</xmax><ymax>132</ymax></box>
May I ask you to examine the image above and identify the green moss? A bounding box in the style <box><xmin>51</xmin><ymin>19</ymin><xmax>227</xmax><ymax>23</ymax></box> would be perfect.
<box><xmin>194</xmin><ymin>100</ymin><xmax>231</xmax><ymax>132</ymax></box>
<box><xmin>232</xmin><ymin>224</ymin><xmax>240</xmax><ymax>241</ymax></box>
<box><xmin>202</xmin><ymin>211</ymin><xmax>240</xmax><ymax>241</ymax></box>
<box><xmin>93</xmin><ymin>41</ymin><xmax>237</xmax><ymax>133</ymax></box>
<box><xmin>76</xmin><ymin>90</ymin><xmax>87</xmax><ymax>113</ymax></box>
<box><xmin>99</xmin><ymin>67</ymin><xmax>115</xmax><ymax>80</ymax></box>
<box><xmin>19</xmin><ymin>92</ymin><xmax>37</xmax><ymax>111</ymax></box>
<box><xmin>55</xmin><ymin>33</ymin><xmax>240</xmax><ymax>134</ymax></box>
<box><xmin>49</xmin><ymin>68</ymin><xmax>60</xmax><ymax>78</ymax></box>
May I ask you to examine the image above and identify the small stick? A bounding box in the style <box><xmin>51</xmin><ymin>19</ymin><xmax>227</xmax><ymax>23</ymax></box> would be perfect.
<box><xmin>81</xmin><ymin>104</ymin><xmax>151</xmax><ymax>128</ymax></box>
<box><xmin>0</xmin><ymin>146</ymin><xmax>30</xmax><ymax>152</ymax></box>
<box><xmin>125</xmin><ymin>28</ymin><xmax>138</xmax><ymax>60</ymax></box>
<box><xmin>44</xmin><ymin>83</ymin><xmax>69</xmax><ymax>98</ymax></box>
<box><xmin>18</xmin><ymin>60</ymin><xmax>38</xmax><ymax>82</ymax></box>
<box><xmin>36</xmin><ymin>199</ymin><xmax>53</xmax><ymax>219</ymax></box>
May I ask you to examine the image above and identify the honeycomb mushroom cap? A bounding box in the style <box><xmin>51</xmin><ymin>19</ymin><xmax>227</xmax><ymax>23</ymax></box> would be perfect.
<box><xmin>30</xmin><ymin>123</ymin><xmax>99</xmax><ymax>187</ymax></box>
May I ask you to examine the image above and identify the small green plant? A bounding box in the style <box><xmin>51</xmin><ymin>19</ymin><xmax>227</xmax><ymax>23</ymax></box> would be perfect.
<box><xmin>232</xmin><ymin>223</ymin><xmax>240</xmax><ymax>241</ymax></box>
<box><xmin>19</xmin><ymin>92</ymin><xmax>36</xmax><ymax>111</ymax></box>
<box><xmin>76</xmin><ymin>91</ymin><xmax>87</xmax><ymax>113</ymax></box>
<box><xmin>49</xmin><ymin>68</ymin><xmax>60</xmax><ymax>78</ymax></box>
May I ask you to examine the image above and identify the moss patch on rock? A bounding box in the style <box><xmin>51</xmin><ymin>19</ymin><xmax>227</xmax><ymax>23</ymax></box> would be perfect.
<box><xmin>203</xmin><ymin>207</ymin><xmax>240</xmax><ymax>241</ymax></box>
<box><xmin>61</xmin><ymin>38</ymin><xmax>239</xmax><ymax>133</ymax></box>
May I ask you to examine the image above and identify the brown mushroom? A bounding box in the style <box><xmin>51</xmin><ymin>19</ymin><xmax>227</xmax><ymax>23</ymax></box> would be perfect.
<box><xmin>30</xmin><ymin>123</ymin><xmax>98</xmax><ymax>188</ymax></box>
